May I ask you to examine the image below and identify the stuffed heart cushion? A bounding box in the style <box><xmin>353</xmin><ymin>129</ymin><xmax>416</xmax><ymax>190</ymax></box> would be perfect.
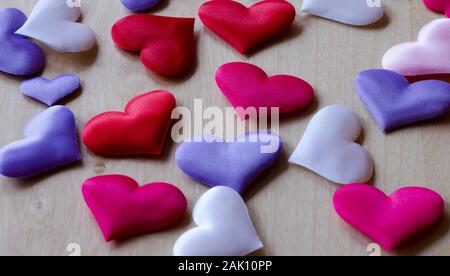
<box><xmin>216</xmin><ymin>62</ymin><xmax>315</xmax><ymax>120</ymax></box>
<box><xmin>82</xmin><ymin>175</ymin><xmax>187</xmax><ymax>241</ymax></box>
<box><xmin>82</xmin><ymin>90</ymin><xmax>176</xmax><ymax>156</ymax></box>
<box><xmin>112</xmin><ymin>14</ymin><xmax>195</xmax><ymax>77</ymax></box>
<box><xmin>333</xmin><ymin>184</ymin><xmax>444</xmax><ymax>251</ymax></box>
<box><xmin>198</xmin><ymin>0</ymin><xmax>296</xmax><ymax>54</ymax></box>
<box><xmin>423</xmin><ymin>0</ymin><xmax>450</xmax><ymax>17</ymax></box>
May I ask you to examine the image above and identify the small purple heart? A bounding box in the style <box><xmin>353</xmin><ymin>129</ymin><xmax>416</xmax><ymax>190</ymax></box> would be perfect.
<box><xmin>0</xmin><ymin>106</ymin><xmax>81</xmax><ymax>178</ymax></box>
<box><xmin>175</xmin><ymin>132</ymin><xmax>283</xmax><ymax>194</ymax></box>
<box><xmin>120</xmin><ymin>0</ymin><xmax>161</xmax><ymax>12</ymax></box>
<box><xmin>0</xmin><ymin>8</ymin><xmax>45</xmax><ymax>76</ymax></box>
<box><xmin>355</xmin><ymin>69</ymin><xmax>450</xmax><ymax>132</ymax></box>
<box><xmin>20</xmin><ymin>74</ymin><xmax>81</xmax><ymax>106</ymax></box>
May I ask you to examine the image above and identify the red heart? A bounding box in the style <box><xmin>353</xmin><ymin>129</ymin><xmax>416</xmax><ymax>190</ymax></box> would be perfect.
<box><xmin>82</xmin><ymin>90</ymin><xmax>176</xmax><ymax>156</ymax></box>
<box><xmin>423</xmin><ymin>0</ymin><xmax>450</xmax><ymax>17</ymax></box>
<box><xmin>82</xmin><ymin>175</ymin><xmax>187</xmax><ymax>241</ymax></box>
<box><xmin>112</xmin><ymin>14</ymin><xmax>195</xmax><ymax>77</ymax></box>
<box><xmin>199</xmin><ymin>0</ymin><xmax>296</xmax><ymax>54</ymax></box>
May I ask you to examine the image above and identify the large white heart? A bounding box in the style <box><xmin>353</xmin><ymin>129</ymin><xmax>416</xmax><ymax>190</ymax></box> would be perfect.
<box><xmin>16</xmin><ymin>0</ymin><xmax>96</xmax><ymax>53</ymax></box>
<box><xmin>301</xmin><ymin>0</ymin><xmax>384</xmax><ymax>26</ymax></box>
<box><xmin>173</xmin><ymin>186</ymin><xmax>263</xmax><ymax>256</ymax></box>
<box><xmin>289</xmin><ymin>105</ymin><xmax>374</xmax><ymax>184</ymax></box>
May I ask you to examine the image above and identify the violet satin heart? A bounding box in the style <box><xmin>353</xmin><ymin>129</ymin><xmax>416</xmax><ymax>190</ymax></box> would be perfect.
<box><xmin>0</xmin><ymin>8</ymin><xmax>45</xmax><ymax>76</ymax></box>
<box><xmin>20</xmin><ymin>74</ymin><xmax>80</xmax><ymax>106</ymax></box>
<box><xmin>121</xmin><ymin>0</ymin><xmax>160</xmax><ymax>12</ymax></box>
<box><xmin>355</xmin><ymin>69</ymin><xmax>450</xmax><ymax>132</ymax></box>
<box><xmin>0</xmin><ymin>106</ymin><xmax>81</xmax><ymax>178</ymax></box>
<box><xmin>175</xmin><ymin>132</ymin><xmax>283</xmax><ymax>194</ymax></box>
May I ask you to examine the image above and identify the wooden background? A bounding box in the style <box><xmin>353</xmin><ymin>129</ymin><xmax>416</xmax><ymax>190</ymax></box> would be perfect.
<box><xmin>1</xmin><ymin>0</ymin><xmax>450</xmax><ymax>256</ymax></box>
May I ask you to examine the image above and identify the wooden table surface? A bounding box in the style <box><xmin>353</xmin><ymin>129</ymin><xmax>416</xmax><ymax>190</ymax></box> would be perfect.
<box><xmin>1</xmin><ymin>0</ymin><xmax>450</xmax><ymax>256</ymax></box>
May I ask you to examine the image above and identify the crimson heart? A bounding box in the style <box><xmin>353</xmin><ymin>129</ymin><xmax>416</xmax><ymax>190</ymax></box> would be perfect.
<box><xmin>423</xmin><ymin>0</ymin><xmax>450</xmax><ymax>17</ymax></box>
<box><xmin>82</xmin><ymin>90</ymin><xmax>176</xmax><ymax>156</ymax></box>
<box><xmin>112</xmin><ymin>14</ymin><xmax>195</xmax><ymax>77</ymax></box>
<box><xmin>199</xmin><ymin>0</ymin><xmax>296</xmax><ymax>54</ymax></box>
<box><xmin>82</xmin><ymin>175</ymin><xmax>188</xmax><ymax>241</ymax></box>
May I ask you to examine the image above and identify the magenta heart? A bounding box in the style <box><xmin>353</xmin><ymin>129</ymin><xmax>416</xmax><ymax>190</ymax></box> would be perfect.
<box><xmin>423</xmin><ymin>0</ymin><xmax>450</xmax><ymax>17</ymax></box>
<box><xmin>20</xmin><ymin>74</ymin><xmax>80</xmax><ymax>106</ymax></box>
<box><xmin>215</xmin><ymin>62</ymin><xmax>315</xmax><ymax>120</ymax></box>
<box><xmin>333</xmin><ymin>184</ymin><xmax>444</xmax><ymax>251</ymax></box>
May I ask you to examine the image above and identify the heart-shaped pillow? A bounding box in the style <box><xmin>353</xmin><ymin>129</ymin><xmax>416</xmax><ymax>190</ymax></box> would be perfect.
<box><xmin>198</xmin><ymin>0</ymin><xmax>296</xmax><ymax>54</ymax></box>
<box><xmin>82</xmin><ymin>90</ymin><xmax>176</xmax><ymax>156</ymax></box>
<box><xmin>423</xmin><ymin>0</ymin><xmax>450</xmax><ymax>17</ymax></box>
<box><xmin>173</xmin><ymin>186</ymin><xmax>263</xmax><ymax>256</ymax></box>
<box><xmin>289</xmin><ymin>105</ymin><xmax>374</xmax><ymax>184</ymax></box>
<box><xmin>112</xmin><ymin>14</ymin><xmax>195</xmax><ymax>77</ymax></box>
<box><xmin>82</xmin><ymin>175</ymin><xmax>187</xmax><ymax>241</ymax></box>
<box><xmin>121</xmin><ymin>0</ymin><xmax>160</xmax><ymax>12</ymax></box>
<box><xmin>333</xmin><ymin>184</ymin><xmax>444</xmax><ymax>251</ymax></box>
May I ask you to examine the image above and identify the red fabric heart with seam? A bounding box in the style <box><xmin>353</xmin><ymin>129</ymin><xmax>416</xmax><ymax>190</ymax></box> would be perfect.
<box><xmin>199</xmin><ymin>0</ymin><xmax>296</xmax><ymax>54</ymax></box>
<box><xmin>82</xmin><ymin>90</ymin><xmax>176</xmax><ymax>156</ymax></box>
<box><xmin>112</xmin><ymin>14</ymin><xmax>195</xmax><ymax>77</ymax></box>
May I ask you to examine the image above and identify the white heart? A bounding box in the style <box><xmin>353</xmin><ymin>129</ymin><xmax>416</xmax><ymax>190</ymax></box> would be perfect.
<box><xmin>289</xmin><ymin>105</ymin><xmax>374</xmax><ymax>184</ymax></box>
<box><xmin>173</xmin><ymin>186</ymin><xmax>263</xmax><ymax>256</ymax></box>
<box><xmin>301</xmin><ymin>0</ymin><xmax>384</xmax><ymax>26</ymax></box>
<box><xmin>16</xmin><ymin>0</ymin><xmax>96</xmax><ymax>53</ymax></box>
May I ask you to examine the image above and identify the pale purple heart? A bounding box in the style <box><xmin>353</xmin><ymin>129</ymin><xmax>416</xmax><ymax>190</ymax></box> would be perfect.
<box><xmin>0</xmin><ymin>106</ymin><xmax>81</xmax><ymax>178</ymax></box>
<box><xmin>355</xmin><ymin>69</ymin><xmax>450</xmax><ymax>132</ymax></box>
<box><xmin>20</xmin><ymin>74</ymin><xmax>80</xmax><ymax>106</ymax></box>
<box><xmin>120</xmin><ymin>0</ymin><xmax>161</xmax><ymax>12</ymax></box>
<box><xmin>175</xmin><ymin>132</ymin><xmax>283</xmax><ymax>194</ymax></box>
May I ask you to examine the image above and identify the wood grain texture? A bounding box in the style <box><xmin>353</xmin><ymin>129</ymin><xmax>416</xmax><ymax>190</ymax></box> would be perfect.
<box><xmin>1</xmin><ymin>0</ymin><xmax>449</xmax><ymax>256</ymax></box>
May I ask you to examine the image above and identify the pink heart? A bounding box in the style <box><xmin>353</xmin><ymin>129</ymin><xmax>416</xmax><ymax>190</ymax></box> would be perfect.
<box><xmin>216</xmin><ymin>62</ymin><xmax>315</xmax><ymax>120</ymax></box>
<box><xmin>82</xmin><ymin>175</ymin><xmax>188</xmax><ymax>241</ymax></box>
<box><xmin>333</xmin><ymin>184</ymin><xmax>444</xmax><ymax>251</ymax></box>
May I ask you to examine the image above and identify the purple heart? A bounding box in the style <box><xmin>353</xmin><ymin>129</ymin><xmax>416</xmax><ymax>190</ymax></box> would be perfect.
<box><xmin>120</xmin><ymin>0</ymin><xmax>161</xmax><ymax>12</ymax></box>
<box><xmin>0</xmin><ymin>106</ymin><xmax>81</xmax><ymax>178</ymax></box>
<box><xmin>355</xmin><ymin>69</ymin><xmax>450</xmax><ymax>132</ymax></box>
<box><xmin>20</xmin><ymin>74</ymin><xmax>81</xmax><ymax>106</ymax></box>
<box><xmin>0</xmin><ymin>8</ymin><xmax>45</xmax><ymax>76</ymax></box>
<box><xmin>175</xmin><ymin>132</ymin><xmax>283</xmax><ymax>194</ymax></box>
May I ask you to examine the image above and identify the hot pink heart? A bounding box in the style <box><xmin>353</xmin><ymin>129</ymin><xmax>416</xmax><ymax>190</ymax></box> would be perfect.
<box><xmin>215</xmin><ymin>62</ymin><xmax>315</xmax><ymax>120</ymax></box>
<box><xmin>333</xmin><ymin>184</ymin><xmax>444</xmax><ymax>251</ymax></box>
<box><xmin>423</xmin><ymin>0</ymin><xmax>450</xmax><ymax>17</ymax></box>
<box><xmin>82</xmin><ymin>175</ymin><xmax>188</xmax><ymax>241</ymax></box>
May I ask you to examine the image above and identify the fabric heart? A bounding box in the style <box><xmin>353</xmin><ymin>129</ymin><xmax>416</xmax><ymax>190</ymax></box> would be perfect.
<box><xmin>289</xmin><ymin>105</ymin><xmax>373</xmax><ymax>184</ymax></box>
<box><xmin>355</xmin><ymin>69</ymin><xmax>450</xmax><ymax>132</ymax></box>
<box><xmin>301</xmin><ymin>0</ymin><xmax>384</xmax><ymax>26</ymax></box>
<box><xmin>121</xmin><ymin>0</ymin><xmax>160</xmax><ymax>12</ymax></box>
<box><xmin>0</xmin><ymin>106</ymin><xmax>81</xmax><ymax>178</ymax></box>
<box><xmin>112</xmin><ymin>14</ymin><xmax>195</xmax><ymax>77</ymax></box>
<box><xmin>15</xmin><ymin>0</ymin><xmax>96</xmax><ymax>53</ymax></box>
<box><xmin>382</xmin><ymin>18</ymin><xmax>450</xmax><ymax>76</ymax></box>
<box><xmin>173</xmin><ymin>186</ymin><xmax>263</xmax><ymax>256</ymax></box>
<box><xmin>423</xmin><ymin>0</ymin><xmax>450</xmax><ymax>17</ymax></box>
<box><xmin>198</xmin><ymin>0</ymin><xmax>296</xmax><ymax>54</ymax></box>
<box><xmin>20</xmin><ymin>74</ymin><xmax>80</xmax><ymax>106</ymax></box>
<box><xmin>175</xmin><ymin>132</ymin><xmax>283</xmax><ymax>194</ymax></box>
<box><xmin>82</xmin><ymin>90</ymin><xmax>176</xmax><ymax>156</ymax></box>
<box><xmin>333</xmin><ymin>184</ymin><xmax>444</xmax><ymax>251</ymax></box>
<box><xmin>82</xmin><ymin>175</ymin><xmax>187</xmax><ymax>241</ymax></box>
<box><xmin>216</xmin><ymin>62</ymin><xmax>315</xmax><ymax>120</ymax></box>
<box><xmin>0</xmin><ymin>8</ymin><xmax>45</xmax><ymax>76</ymax></box>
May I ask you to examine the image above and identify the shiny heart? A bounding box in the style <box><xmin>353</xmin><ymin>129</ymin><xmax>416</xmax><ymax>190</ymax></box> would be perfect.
<box><xmin>82</xmin><ymin>90</ymin><xmax>176</xmax><ymax>156</ymax></box>
<box><xmin>121</xmin><ymin>0</ymin><xmax>160</xmax><ymax>12</ymax></box>
<box><xmin>423</xmin><ymin>0</ymin><xmax>450</xmax><ymax>17</ymax></box>
<box><xmin>198</xmin><ymin>0</ymin><xmax>296</xmax><ymax>54</ymax></box>
<box><xmin>16</xmin><ymin>0</ymin><xmax>96</xmax><ymax>53</ymax></box>
<box><xmin>301</xmin><ymin>0</ymin><xmax>384</xmax><ymax>26</ymax></box>
<box><xmin>216</xmin><ymin>62</ymin><xmax>315</xmax><ymax>120</ymax></box>
<box><xmin>112</xmin><ymin>14</ymin><xmax>195</xmax><ymax>77</ymax></box>
<box><xmin>20</xmin><ymin>74</ymin><xmax>80</xmax><ymax>106</ymax></box>
<box><xmin>175</xmin><ymin>132</ymin><xmax>283</xmax><ymax>194</ymax></box>
<box><xmin>382</xmin><ymin>18</ymin><xmax>450</xmax><ymax>76</ymax></box>
<box><xmin>0</xmin><ymin>106</ymin><xmax>81</xmax><ymax>178</ymax></box>
<box><xmin>0</xmin><ymin>8</ymin><xmax>45</xmax><ymax>76</ymax></box>
<box><xmin>355</xmin><ymin>69</ymin><xmax>450</xmax><ymax>132</ymax></box>
<box><xmin>173</xmin><ymin>186</ymin><xmax>263</xmax><ymax>256</ymax></box>
<box><xmin>334</xmin><ymin>184</ymin><xmax>444</xmax><ymax>251</ymax></box>
<box><xmin>289</xmin><ymin>105</ymin><xmax>374</xmax><ymax>184</ymax></box>
<box><xmin>82</xmin><ymin>175</ymin><xmax>187</xmax><ymax>241</ymax></box>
